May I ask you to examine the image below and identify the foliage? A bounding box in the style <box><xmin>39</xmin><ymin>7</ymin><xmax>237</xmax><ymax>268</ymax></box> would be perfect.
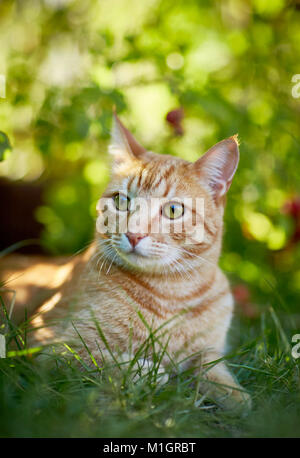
<box><xmin>0</xmin><ymin>0</ymin><xmax>300</xmax><ymax>437</ymax></box>
<box><xmin>0</xmin><ymin>132</ymin><xmax>12</xmax><ymax>161</ymax></box>
<box><xmin>0</xmin><ymin>0</ymin><xmax>300</xmax><ymax>308</ymax></box>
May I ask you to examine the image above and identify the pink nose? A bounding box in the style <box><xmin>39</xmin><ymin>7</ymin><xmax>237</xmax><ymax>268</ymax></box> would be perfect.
<box><xmin>126</xmin><ymin>232</ymin><xmax>147</xmax><ymax>248</ymax></box>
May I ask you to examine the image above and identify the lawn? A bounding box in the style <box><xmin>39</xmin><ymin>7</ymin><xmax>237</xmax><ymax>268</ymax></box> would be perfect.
<box><xmin>1</xmin><ymin>296</ymin><xmax>300</xmax><ymax>438</ymax></box>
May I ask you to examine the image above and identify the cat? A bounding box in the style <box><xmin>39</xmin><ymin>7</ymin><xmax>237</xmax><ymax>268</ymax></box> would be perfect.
<box><xmin>23</xmin><ymin>113</ymin><xmax>250</xmax><ymax>409</ymax></box>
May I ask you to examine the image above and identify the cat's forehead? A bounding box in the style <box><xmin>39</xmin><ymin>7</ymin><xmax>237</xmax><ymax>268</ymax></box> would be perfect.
<box><xmin>116</xmin><ymin>155</ymin><xmax>202</xmax><ymax>199</ymax></box>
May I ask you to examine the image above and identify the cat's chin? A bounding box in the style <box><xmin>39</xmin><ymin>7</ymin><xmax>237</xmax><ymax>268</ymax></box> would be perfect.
<box><xmin>112</xmin><ymin>249</ymin><xmax>171</xmax><ymax>275</ymax></box>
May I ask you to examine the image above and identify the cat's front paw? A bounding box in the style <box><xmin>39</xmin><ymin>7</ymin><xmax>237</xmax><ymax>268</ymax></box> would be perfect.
<box><xmin>215</xmin><ymin>387</ymin><xmax>252</xmax><ymax>413</ymax></box>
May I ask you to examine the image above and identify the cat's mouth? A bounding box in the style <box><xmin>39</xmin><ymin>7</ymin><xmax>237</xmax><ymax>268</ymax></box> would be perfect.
<box><xmin>111</xmin><ymin>234</ymin><xmax>163</xmax><ymax>259</ymax></box>
<box><xmin>106</xmin><ymin>236</ymin><xmax>172</xmax><ymax>273</ymax></box>
<box><xmin>116</xmin><ymin>245</ymin><xmax>161</xmax><ymax>261</ymax></box>
<box><xmin>126</xmin><ymin>248</ymin><xmax>148</xmax><ymax>257</ymax></box>
<box><xmin>97</xmin><ymin>233</ymin><xmax>180</xmax><ymax>274</ymax></box>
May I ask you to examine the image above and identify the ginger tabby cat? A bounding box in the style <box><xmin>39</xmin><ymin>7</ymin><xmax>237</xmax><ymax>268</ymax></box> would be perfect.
<box><xmin>2</xmin><ymin>114</ymin><xmax>251</xmax><ymax>410</ymax></box>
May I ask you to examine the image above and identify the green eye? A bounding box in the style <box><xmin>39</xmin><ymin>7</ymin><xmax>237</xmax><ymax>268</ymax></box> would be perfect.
<box><xmin>163</xmin><ymin>202</ymin><xmax>184</xmax><ymax>219</ymax></box>
<box><xmin>113</xmin><ymin>193</ymin><xmax>130</xmax><ymax>211</ymax></box>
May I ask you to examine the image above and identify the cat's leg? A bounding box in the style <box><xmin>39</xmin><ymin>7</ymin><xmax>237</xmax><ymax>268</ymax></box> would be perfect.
<box><xmin>198</xmin><ymin>353</ymin><xmax>252</xmax><ymax>411</ymax></box>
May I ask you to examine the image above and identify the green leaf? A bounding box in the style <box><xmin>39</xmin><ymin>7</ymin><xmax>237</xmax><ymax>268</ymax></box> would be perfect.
<box><xmin>0</xmin><ymin>131</ymin><xmax>12</xmax><ymax>161</ymax></box>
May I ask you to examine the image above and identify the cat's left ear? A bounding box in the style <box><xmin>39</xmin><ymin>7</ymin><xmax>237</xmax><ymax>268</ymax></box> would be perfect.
<box><xmin>194</xmin><ymin>135</ymin><xmax>239</xmax><ymax>200</ymax></box>
<box><xmin>109</xmin><ymin>112</ymin><xmax>146</xmax><ymax>167</ymax></box>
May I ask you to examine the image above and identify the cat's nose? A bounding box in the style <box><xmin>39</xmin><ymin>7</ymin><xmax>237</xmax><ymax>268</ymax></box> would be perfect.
<box><xmin>126</xmin><ymin>232</ymin><xmax>147</xmax><ymax>248</ymax></box>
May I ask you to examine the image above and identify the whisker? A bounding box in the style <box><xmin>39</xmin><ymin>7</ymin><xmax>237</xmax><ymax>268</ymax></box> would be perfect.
<box><xmin>171</xmin><ymin>258</ymin><xmax>193</xmax><ymax>281</ymax></box>
<box><xmin>179</xmin><ymin>247</ymin><xmax>215</xmax><ymax>267</ymax></box>
<box><xmin>106</xmin><ymin>253</ymin><xmax>118</xmax><ymax>274</ymax></box>
<box><xmin>175</xmin><ymin>257</ymin><xmax>195</xmax><ymax>281</ymax></box>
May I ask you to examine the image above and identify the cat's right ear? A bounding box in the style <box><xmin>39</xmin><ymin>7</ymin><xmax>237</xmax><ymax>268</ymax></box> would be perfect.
<box><xmin>193</xmin><ymin>135</ymin><xmax>240</xmax><ymax>201</ymax></box>
<box><xmin>109</xmin><ymin>112</ymin><xmax>146</xmax><ymax>169</ymax></box>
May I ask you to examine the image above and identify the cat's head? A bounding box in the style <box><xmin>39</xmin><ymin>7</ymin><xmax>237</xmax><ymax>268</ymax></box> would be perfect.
<box><xmin>95</xmin><ymin>113</ymin><xmax>239</xmax><ymax>275</ymax></box>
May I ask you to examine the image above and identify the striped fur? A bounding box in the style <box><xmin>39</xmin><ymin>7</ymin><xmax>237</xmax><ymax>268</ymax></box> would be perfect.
<box><xmin>28</xmin><ymin>115</ymin><xmax>251</xmax><ymax>409</ymax></box>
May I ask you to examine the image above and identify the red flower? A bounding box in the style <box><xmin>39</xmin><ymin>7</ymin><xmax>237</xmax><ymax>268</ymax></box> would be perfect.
<box><xmin>166</xmin><ymin>108</ymin><xmax>184</xmax><ymax>136</ymax></box>
<box><xmin>233</xmin><ymin>284</ymin><xmax>250</xmax><ymax>304</ymax></box>
<box><xmin>282</xmin><ymin>196</ymin><xmax>300</xmax><ymax>245</ymax></box>
<box><xmin>233</xmin><ymin>284</ymin><xmax>259</xmax><ymax>319</ymax></box>
<box><xmin>282</xmin><ymin>197</ymin><xmax>300</xmax><ymax>220</ymax></box>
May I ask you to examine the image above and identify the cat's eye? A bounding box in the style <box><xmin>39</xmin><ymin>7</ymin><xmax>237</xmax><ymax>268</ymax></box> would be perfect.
<box><xmin>163</xmin><ymin>201</ymin><xmax>184</xmax><ymax>219</ymax></box>
<box><xmin>113</xmin><ymin>193</ymin><xmax>130</xmax><ymax>211</ymax></box>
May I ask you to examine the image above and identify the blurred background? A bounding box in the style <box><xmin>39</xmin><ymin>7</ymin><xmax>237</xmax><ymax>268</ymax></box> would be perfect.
<box><xmin>0</xmin><ymin>0</ymin><xmax>300</xmax><ymax>315</ymax></box>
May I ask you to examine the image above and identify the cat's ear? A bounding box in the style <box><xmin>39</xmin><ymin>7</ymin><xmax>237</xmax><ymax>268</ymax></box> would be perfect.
<box><xmin>109</xmin><ymin>112</ymin><xmax>146</xmax><ymax>167</ymax></box>
<box><xmin>194</xmin><ymin>135</ymin><xmax>239</xmax><ymax>200</ymax></box>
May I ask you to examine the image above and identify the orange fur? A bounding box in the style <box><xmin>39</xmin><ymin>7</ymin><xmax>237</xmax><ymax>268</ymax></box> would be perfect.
<box><xmin>2</xmin><ymin>114</ymin><xmax>251</xmax><ymax>410</ymax></box>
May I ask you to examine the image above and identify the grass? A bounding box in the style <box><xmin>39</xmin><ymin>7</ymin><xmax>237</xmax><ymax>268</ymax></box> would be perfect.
<box><xmin>0</xmin><ymin>288</ymin><xmax>300</xmax><ymax>438</ymax></box>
